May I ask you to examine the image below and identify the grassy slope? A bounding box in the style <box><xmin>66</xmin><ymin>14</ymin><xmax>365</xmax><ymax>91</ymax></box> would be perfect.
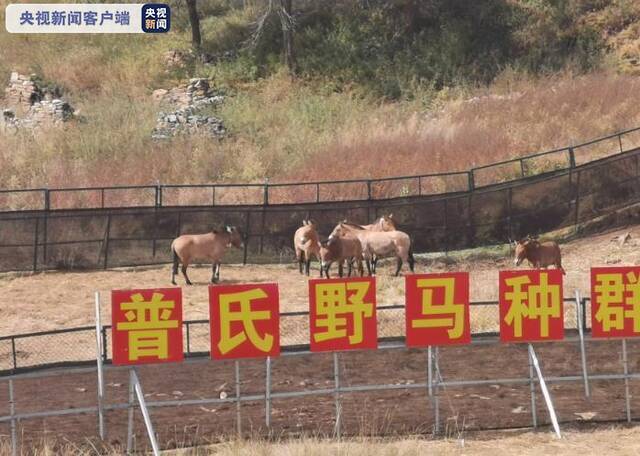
<box><xmin>1</xmin><ymin>1</ymin><xmax>640</xmax><ymax>189</ymax></box>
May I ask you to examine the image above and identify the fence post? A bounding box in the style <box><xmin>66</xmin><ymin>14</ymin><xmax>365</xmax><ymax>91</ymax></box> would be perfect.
<box><xmin>467</xmin><ymin>171</ymin><xmax>474</xmax><ymax>191</ymax></box>
<box><xmin>619</xmin><ymin>134</ymin><xmax>624</xmax><ymax>154</ymax></box>
<box><xmin>94</xmin><ymin>292</ymin><xmax>106</xmax><ymax>440</ymax></box>
<box><xmin>9</xmin><ymin>378</ymin><xmax>17</xmax><ymax>456</ymax></box>
<box><xmin>507</xmin><ymin>187</ymin><xmax>513</xmax><ymax>241</ymax></box>
<box><xmin>315</xmin><ymin>183</ymin><xmax>320</xmax><ymax>203</ymax></box>
<box><xmin>103</xmin><ymin>215</ymin><xmax>111</xmax><ymax>270</ymax></box>
<box><xmin>263</xmin><ymin>181</ymin><xmax>269</xmax><ymax>206</ymax></box>
<box><xmin>520</xmin><ymin>159</ymin><xmax>526</xmax><ymax>178</ymax></box>
<box><xmin>126</xmin><ymin>369</ymin><xmax>135</xmax><ymax>454</ymax></box>
<box><xmin>11</xmin><ymin>337</ymin><xmax>17</xmax><ymax>372</ymax></box>
<box><xmin>575</xmin><ymin>290</ymin><xmax>590</xmax><ymax>398</ymax></box>
<box><xmin>265</xmin><ymin>356</ymin><xmax>272</xmax><ymax>429</ymax></box>
<box><xmin>100</xmin><ymin>188</ymin><xmax>105</xmax><ymax>209</ymax></box>
<box><xmin>43</xmin><ymin>190</ymin><xmax>49</xmax><ymax>265</ymax></box>
<box><xmin>243</xmin><ymin>211</ymin><xmax>250</xmax><ymax>265</ymax></box>
<box><xmin>185</xmin><ymin>322</ymin><xmax>191</xmax><ymax>355</ymax></box>
<box><xmin>100</xmin><ymin>326</ymin><xmax>108</xmax><ymax>361</ymax></box>
<box><xmin>235</xmin><ymin>360</ymin><xmax>242</xmax><ymax>437</ymax></box>
<box><xmin>131</xmin><ymin>369</ymin><xmax>160</xmax><ymax>456</ymax></box>
<box><xmin>433</xmin><ymin>346</ymin><xmax>440</xmax><ymax>435</ymax></box>
<box><xmin>528</xmin><ymin>344</ymin><xmax>561</xmax><ymax>438</ymax></box>
<box><xmin>622</xmin><ymin>339</ymin><xmax>631</xmax><ymax>423</ymax></box>
<box><xmin>443</xmin><ymin>199</ymin><xmax>449</xmax><ymax>255</ymax></box>
<box><xmin>573</xmin><ymin>169</ymin><xmax>581</xmax><ymax>233</ymax></box>
<box><xmin>333</xmin><ymin>352</ymin><xmax>342</xmax><ymax>439</ymax></box>
<box><xmin>528</xmin><ymin>346</ymin><xmax>537</xmax><ymax>428</ymax></box>
<box><xmin>367</xmin><ymin>180</ymin><xmax>372</xmax><ymax>200</ymax></box>
<box><xmin>32</xmin><ymin>217</ymin><xmax>39</xmax><ymax>272</ymax></box>
<box><xmin>211</xmin><ymin>185</ymin><xmax>216</xmax><ymax>206</ymax></box>
<box><xmin>568</xmin><ymin>147</ymin><xmax>576</xmax><ymax>168</ymax></box>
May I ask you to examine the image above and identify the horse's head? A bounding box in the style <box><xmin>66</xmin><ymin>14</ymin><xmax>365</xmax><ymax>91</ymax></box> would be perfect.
<box><xmin>380</xmin><ymin>213</ymin><xmax>396</xmax><ymax>231</ymax></box>
<box><xmin>225</xmin><ymin>225</ymin><xmax>244</xmax><ymax>249</ymax></box>
<box><xmin>329</xmin><ymin>222</ymin><xmax>349</xmax><ymax>241</ymax></box>
<box><xmin>514</xmin><ymin>238</ymin><xmax>539</xmax><ymax>266</ymax></box>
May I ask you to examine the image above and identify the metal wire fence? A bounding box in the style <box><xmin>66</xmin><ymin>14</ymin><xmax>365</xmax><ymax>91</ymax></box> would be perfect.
<box><xmin>0</xmin><ymin>299</ymin><xmax>582</xmax><ymax>375</ymax></box>
<box><xmin>2</xmin><ymin>127</ymin><xmax>640</xmax><ymax>273</ymax></box>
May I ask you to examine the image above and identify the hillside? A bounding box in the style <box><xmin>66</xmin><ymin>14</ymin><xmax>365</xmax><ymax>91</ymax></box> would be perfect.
<box><xmin>1</xmin><ymin>0</ymin><xmax>640</xmax><ymax>189</ymax></box>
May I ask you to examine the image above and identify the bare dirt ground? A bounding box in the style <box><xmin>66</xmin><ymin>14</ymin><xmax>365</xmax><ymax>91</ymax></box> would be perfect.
<box><xmin>1</xmin><ymin>223</ymin><xmax>640</xmax><ymax>336</ymax></box>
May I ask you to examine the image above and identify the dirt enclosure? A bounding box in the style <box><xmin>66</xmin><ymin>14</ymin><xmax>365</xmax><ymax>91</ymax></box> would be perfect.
<box><xmin>1</xmin><ymin>337</ymin><xmax>640</xmax><ymax>451</ymax></box>
<box><xmin>2</xmin><ymin>225</ymin><xmax>640</xmax><ymax>450</ymax></box>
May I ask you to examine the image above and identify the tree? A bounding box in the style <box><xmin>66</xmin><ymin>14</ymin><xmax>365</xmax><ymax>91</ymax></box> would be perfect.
<box><xmin>251</xmin><ymin>0</ymin><xmax>297</xmax><ymax>75</ymax></box>
<box><xmin>186</xmin><ymin>0</ymin><xmax>202</xmax><ymax>51</ymax></box>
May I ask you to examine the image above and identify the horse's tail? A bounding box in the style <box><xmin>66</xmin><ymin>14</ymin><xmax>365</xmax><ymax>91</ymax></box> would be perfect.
<box><xmin>171</xmin><ymin>244</ymin><xmax>179</xmax><ymax>275</ymax></box>
<box><xmin>408</xmin><ymin>237</ymin><xmax>415</xmax><ymax>272</ymax></box>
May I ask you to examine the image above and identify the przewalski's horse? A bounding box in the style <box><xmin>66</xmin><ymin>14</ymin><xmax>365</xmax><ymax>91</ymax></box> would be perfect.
<box><xmin>293</xmin><ymin>219</ymin><xmax>321</xmax><ymax>276</ymax></box>
<box><xmin>330</xmin><ymin>222</ymin><xmax>414</xmax><ymax>276</ymax></box>
<box><xmin>171</xmin><ymin>225</ymin><xmax>244</xmax><ymax>285</ymax></box>
<box><xmin>512</xmin><ymin>237</ymin><xmax>566</xmax><ymax>275</ymax></box>
<box><xmin>341</xmin><ymin>214</ymin><xmax>397</xmax><ymax>268</ymax></box>
<box><xmin>319</xmin><ymin>234</ymin><xmax>364</xmax><ymax>279</ymax></box>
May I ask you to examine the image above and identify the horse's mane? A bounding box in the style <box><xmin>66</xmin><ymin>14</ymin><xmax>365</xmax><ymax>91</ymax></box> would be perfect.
<box><xmin>342</xmin><ymin>221</ymin><xmax>366</xmax><ymax>230</ymax></box>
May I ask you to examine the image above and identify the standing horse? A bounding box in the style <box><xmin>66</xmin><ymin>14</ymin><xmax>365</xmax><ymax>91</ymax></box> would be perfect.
<box><xmin>293</xmin><ymin>219</ymin><xmax>321</xmax><ymax>276</ymax></box>
<box><xmin>171</xmin><ymin>225</ymin><xmax>244</xmax><ymax>285</ymax></box>
<box><xmin>329</xmin><ymin>222</ymin><xmax>414</xmax><ymax>276</ymax></box>
<box><xmin>512</xmin><ymin>237</ymin><xmax>566</xmax><ymax>275</ymax></box>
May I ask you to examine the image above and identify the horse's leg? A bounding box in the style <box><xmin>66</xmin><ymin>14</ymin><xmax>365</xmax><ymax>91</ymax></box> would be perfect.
<box><xmin>365</xmin><ymin>258</ymin><xmax>372</xmax><ymax>276</ymax></box>
<box><xmin>305</xmin><ymin>257</ymin><xmax>311</xmax><ymax>276</ymax></box>
<box><xmin>181</xmin><ymin>262</ymin><xmax>192</xmax><ymax>285</ymax></box>
<box><xmin>297</xmin><ymin>250</ymin><xmax>304</xmax><ymax>274</ymax></box>
<box><xmin>338</xmin><ymin>261</ymin><xmax>344</xmax><ymax>278</ymax></box>
<box><xmin>210</xmin><ymin>262</ymin><xmax>216</xmax><ymax>283</ymax></box>
<box><xmin>325</xmin><ymin>261</ymin><xmax>331</xmax><ymax>279</ymax></box>
<box><xmin>171</xmin><ymin>249</ymin><xmax>179</xmax><ymax>285</ymax></box>
<box><xmin>215</xmin><ymin>263</ymin><xmax>221</xmax><ymax>282</ymax></box>
<box><xmin>357</xmin><ymin>258</ymin><xmax>364</xmax><ymax>277</ymax></box>
<box><xmin>347</xmin><ymin>258</ymin><xmax>353</xmax><ymax>277</ymax></box>
<box><xmin>395</xmin><ymin>257</ymin><xmax>403</xmax><ymax>277</ymax></box>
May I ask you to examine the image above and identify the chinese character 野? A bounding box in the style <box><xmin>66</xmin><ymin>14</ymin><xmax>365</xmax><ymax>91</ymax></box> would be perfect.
<box><xmin>499</xmin><ymin>270</ymin><xmax>564</xmax><ymax>342</ymax></box>
<box><xmin>405</xmin><ymin>273</ymin><xmax>470</xmax><ymax>347</ymax></box>
<box><xmin>309</xmin><ymin>277</ymin><xmax>377</xmax><ymax>352</ymax></box>
<box><xmin>210</xmin><ymin>284</ymin><xmax>280</xmax><ymax>359</ymax></box>
<box><xmin>591</xmin><ymin>267</ymin><xmax>640</xmax><ymax>337</ymax></box>
<box><xmin>111</xmin><ymin>288</ymin><xmax>183</xmax><ymax>365</ymax></box>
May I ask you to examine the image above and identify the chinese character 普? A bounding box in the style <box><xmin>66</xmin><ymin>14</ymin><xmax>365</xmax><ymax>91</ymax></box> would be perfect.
<box><xmin>112</xmin><ymin>288</ymin><xmax>183</xmax><ymax>365</ymax></box>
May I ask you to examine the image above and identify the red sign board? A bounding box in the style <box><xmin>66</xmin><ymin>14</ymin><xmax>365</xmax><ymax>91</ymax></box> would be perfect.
<box><xmin>405</xmin><ymin>272</ymin><xmax>470</xmax><ymax>347</ymax></box>
<box><xmin>309</xmin><ymin>277</ymin><xmax>377</xmax><ymax>352</ymax></box>
<box><xmin>209</xmin><ymin>283</ymin><xmax>280</xmax><ymax>359</ymax></box>
<box><xmin>591</xmin><ymin>266</ymin><xmax>640</xmax><ymax>338</ymax></box>
<box><xmin>111</xmin><ymin>288</ymin><xmax>183</xmax><ymax>365</ymax></box>
<box><xmin>499</xmin><ymin>270</ymin><xmax>564</xmax><ymax>342</ymax></box>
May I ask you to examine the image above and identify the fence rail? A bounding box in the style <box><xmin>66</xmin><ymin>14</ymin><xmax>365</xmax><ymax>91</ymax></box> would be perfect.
<box><xmin>0</xmin><ymin>298</ymin><xmax>583</xmax><ymax>375</ymax></box>
<box><xmin>1</xmin><ymin>126</ymin><xmax>640</xmax><ymax>213</ymax></box>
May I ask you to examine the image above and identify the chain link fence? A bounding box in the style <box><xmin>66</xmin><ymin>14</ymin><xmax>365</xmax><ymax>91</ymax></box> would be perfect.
<box><xmin>2</xmin><ymin>128</ymin><xmax>640</xmax><ymax>273</ymax></box>
<box><xmin>0</xmin><ymin>299</ymin><xmax>583</xmax><ymax>375</ymax></box>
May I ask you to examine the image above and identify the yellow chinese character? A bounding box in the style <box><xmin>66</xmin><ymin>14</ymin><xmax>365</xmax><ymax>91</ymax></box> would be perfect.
<box><xmin>625</xmin><ymin>272</ymin><xmax>640</xmax><ymax>332</ymax></box>
<box><xmin>412</xmin><ymin>278</ymin><xmax>464</xmax><ymax>338</ymax></box>
<box><xmin>594</xmin><ymin>273</ymin><xmax>625</xmax><ymax>332</ymax></box>
<box><xmin>314</xmin><ymin>281</ymin><xmax>373</xmax><ymax>344</ymax></box>
<box><xmin>218</xmin><ymin>288</ymin><xmax>273</xmax><ymax>355</ymax></box>
<box><xmin>116</xmin><ymin>292</ymin><xmax>178</xmax><ymax>360</ymax></box>
<box><xmin>504</xmin><ymin>273</ymin><xmax>561</xmax><ymax>337</ymax></box>
<box><xmin>145</xmin><ymin>18</ymin><xmax>156</xmax><ymax>29</ymax></box>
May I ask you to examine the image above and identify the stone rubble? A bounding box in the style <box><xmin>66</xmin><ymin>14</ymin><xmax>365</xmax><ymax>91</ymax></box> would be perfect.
<box><xmin>152</xmin><ymin>78</ymin><xmax>226</xmax><ymax>139</ymax></box>
<box><xmin>1</xmin><ymin>72</ymin><xmax>74</xmax><ymax>132</ymax></box>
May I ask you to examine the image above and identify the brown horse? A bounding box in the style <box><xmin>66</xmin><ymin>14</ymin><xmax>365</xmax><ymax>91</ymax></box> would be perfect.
<box><xmin>330</xmin><ymin>222</ymin><xmax>414</xmax><ymax>276</ymax></box>
<box><xmin>171</xmin><ymin>225</ymin><xmax>244</xmax><ymax>285</ymax></box>
<box><xmin>513</xmin><ymin>237</ymin><xmax>565</xmax><ymax>275</ymax></box>
<box><xmin>293</xmin><ymin>219</ymin><xmax>321</xmax><ymax>276</ymax></box>
<box><xmin>319</xmin><ymin>234</ymin><xmax>364</xmax><ymax>278</ymax></box>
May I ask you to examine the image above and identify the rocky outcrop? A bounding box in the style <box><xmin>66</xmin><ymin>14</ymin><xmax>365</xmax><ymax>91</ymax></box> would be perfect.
<box><xmin>152</xmin><ymin>78</ymin><xmax>226</xmax><ymax>139</ymax></box>
<box><xmin>1</xmin><ymin>72</ymin><xmax>74</xmax><ymax>132</ymax></box>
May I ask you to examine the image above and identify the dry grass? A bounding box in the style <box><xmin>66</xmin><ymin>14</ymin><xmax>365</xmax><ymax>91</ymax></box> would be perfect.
<box><xmin>2</xmin><ymin>426</ymin><xmax>640</xmax><ymax>455</ymax></box>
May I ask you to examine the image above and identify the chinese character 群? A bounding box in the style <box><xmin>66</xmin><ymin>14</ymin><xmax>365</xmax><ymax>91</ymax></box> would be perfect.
<box><xmin>592</xmin><ymin>267</ymin><xmax>640</xmax><ymax>337</ymax></box>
